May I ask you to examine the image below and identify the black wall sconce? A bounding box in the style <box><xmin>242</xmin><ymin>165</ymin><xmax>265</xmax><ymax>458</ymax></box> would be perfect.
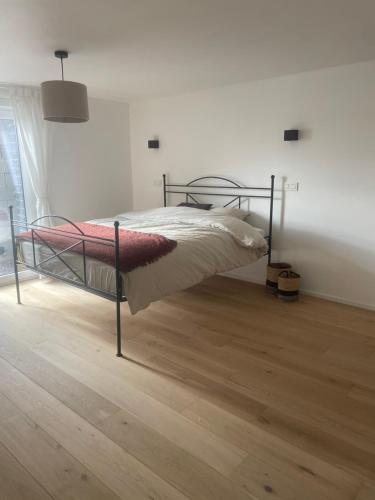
<box><xmin>148</xmin><ymin>139</ymin><xmax>160</xmax><ymax>149</ymax></box>
<box><xmin>284</xmin><ymin>129</ymin><xmax>299</xmax><ymax>141</ymax></box>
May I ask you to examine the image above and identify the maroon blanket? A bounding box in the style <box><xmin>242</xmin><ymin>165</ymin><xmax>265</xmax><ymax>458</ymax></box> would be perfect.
<box><xmin>18</xmin><ymin>222</ymin><xmax>177</xmax><ymax>273</ymax></box>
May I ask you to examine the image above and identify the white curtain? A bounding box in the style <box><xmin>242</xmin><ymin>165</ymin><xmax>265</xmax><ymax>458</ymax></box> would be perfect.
<box><xmin>9</xmin><ymin>86</ymin><xmax>53</xmax><ymax>220</ymax></box>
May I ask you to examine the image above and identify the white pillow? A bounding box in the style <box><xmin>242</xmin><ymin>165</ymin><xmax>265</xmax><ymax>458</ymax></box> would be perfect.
<box><xmin>210</xmin><ymin>207</ymin><xmax>249</xmax><ymax>220</ymax></box>
<box><xmin>116</xmin><ymin>206</ymin><xmax>210</xmax><ymax>220</ymax></box>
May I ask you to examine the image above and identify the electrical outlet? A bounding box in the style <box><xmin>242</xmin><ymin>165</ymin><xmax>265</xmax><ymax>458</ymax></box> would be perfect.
<box><xmin>284</xmin><ymin>182</ymin><xmax>299</xmax><ymax>191</ymax></box>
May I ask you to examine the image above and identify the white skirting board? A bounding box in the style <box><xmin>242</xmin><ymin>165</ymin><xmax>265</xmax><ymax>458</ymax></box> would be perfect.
<box><xmin>222</xmin><ymin>273</ymin><xmax>375</xmax><ymax>312</ymax></box>
<box><xmin>298</xmin><ymin>287</ymin><xmax>375</xmax><ymax>312</ymax></box>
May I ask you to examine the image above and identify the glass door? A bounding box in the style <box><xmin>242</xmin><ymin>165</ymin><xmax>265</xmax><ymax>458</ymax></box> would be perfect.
<box><xmin>0</xmin><ymin>101</ymin><xmax>27</xmax><ymax>280</ymax></box>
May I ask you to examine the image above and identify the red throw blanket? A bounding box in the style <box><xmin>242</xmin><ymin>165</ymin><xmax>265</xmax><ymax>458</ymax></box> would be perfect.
<box><xmin>18</xmin><ymin>222</ymin><xmax>177</xmax><ymax>273</ymax></box>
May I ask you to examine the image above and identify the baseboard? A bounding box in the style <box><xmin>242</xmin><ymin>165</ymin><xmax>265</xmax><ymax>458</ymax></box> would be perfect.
<box><xmin>223</xmin><ymin>273</ymin><xmax>375</xmax><ymax>312</ymax></box>
<box><xmin>298</xmin><ymin>288</ymin><xmax>375</xmax><ymax>312</ymax></box>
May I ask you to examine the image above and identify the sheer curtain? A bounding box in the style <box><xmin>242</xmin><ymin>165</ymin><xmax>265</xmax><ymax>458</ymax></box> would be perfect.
<box><xmin>9</xmin><ymin>86</ymin><xmax>53</xmax><ymax>220</ymax></box>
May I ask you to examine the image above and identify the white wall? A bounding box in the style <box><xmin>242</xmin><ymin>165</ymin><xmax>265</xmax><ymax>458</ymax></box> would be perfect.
<box><xmin>130</xmin><ymin>60</ymin><xmax>375</xmax><ymax>310</ymax></box>
<box><xmin>48</xmin><ymin>97</ymin><xmax>132</xmax><ymax>221</ymax></box>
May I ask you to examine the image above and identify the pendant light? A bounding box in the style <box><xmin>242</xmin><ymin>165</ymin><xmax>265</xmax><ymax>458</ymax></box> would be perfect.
<box><xmin>41</xmin><ymin>50</ymin><xmax>89</xmax><ymax>123</ymax></box>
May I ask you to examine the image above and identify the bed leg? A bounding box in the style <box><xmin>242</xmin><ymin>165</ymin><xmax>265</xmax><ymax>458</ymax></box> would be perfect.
<box><xmin>14</xmin><ymin>264</ymin><xmax>21</xmax><ymax>305</ymax></box>
<box><xmin>114</xmin><ymin>220</ymin><xmax>123</xmax><ymax>358</ymax></box>
<box><xmin>116</xmin><ymin>298</ymin><xmax>123</xmax><ymax>357</ymax></box>
<box><xmin>9</xmin><ymin>205</ymin><xmax>21</xmax><ymax>305</ymax></box>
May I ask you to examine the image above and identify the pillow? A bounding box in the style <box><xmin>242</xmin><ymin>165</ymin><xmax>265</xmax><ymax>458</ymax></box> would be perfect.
<box><xmin>210</xmin><ymin>207</ymin><xmax>249</xmax><ymax>220</ymax></box>
<box><xmin>178</xmin><ymin>202</ymin><xmax>212</xmax><ymax>210</ymax></box>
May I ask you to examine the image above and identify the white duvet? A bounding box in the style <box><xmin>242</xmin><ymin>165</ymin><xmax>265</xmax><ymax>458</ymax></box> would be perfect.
<box><xmin>19</xmin><ymin>207</ymin><xmax>268</xmax><ymax>314</ymax></box>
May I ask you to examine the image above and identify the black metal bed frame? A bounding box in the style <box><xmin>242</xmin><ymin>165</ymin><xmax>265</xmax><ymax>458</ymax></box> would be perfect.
<box><xmin>162</xmin><ymin>173</ymin><xmax>275</xmax><ymax>264</ymax></box>
<box><xmin>9</xmin><ymin>173</ymin><xmax>275</xmax><ymax>357</ymax></box>
<box><xmin>9</xmin><ymin>209</ymin><xmax>126</xmax><ymax>357</ymax></box>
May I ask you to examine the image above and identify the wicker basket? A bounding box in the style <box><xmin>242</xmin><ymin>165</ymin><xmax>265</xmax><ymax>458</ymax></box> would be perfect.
<box><xmin>278</xmin><ymin>270</ymin><xmax>301</xmax><ymax>301</ymax></box>
<box><xmin>266</xmin><ymin>262</ymin><xmax>292</xmax><ymax>293</ymax></box>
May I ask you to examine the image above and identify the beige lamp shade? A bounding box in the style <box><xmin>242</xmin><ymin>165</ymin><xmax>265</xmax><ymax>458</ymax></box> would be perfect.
<box><xmin>41</xmin><ymin>80</ymin><xmax>89</xmax><ymax>123</ymax></box>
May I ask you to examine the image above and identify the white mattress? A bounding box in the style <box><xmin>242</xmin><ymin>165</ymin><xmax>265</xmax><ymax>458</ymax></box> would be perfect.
<box><xmin>19</xmin><ymin>207</ymin><xmax>268</xmax><ymax>314</ymax></box>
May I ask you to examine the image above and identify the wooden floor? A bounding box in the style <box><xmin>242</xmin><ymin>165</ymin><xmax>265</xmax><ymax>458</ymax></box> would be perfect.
<box><xmin>0</xmin><ymin>276</ymin><xmax>375</xmax><ymax>500</ymax></box>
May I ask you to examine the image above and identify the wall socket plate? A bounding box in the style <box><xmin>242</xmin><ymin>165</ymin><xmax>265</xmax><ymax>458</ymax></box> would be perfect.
<box><xmin>284</xmin><ymin>182</ymin><xmax>299</xmax><ymax>191</ymax></box>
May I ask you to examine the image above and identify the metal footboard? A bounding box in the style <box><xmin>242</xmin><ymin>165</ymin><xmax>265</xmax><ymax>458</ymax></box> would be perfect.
<box><xmin>8</xmin><ymin>206</ymin><xmax>126</xmax><ymax>357</ymax></box>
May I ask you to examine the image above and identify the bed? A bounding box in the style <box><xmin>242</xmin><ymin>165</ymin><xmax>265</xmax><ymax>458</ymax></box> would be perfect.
<box><xmin>9</xmin><ymin>174</ymin><xmax>275</xmax><ymax>357</ymax></box>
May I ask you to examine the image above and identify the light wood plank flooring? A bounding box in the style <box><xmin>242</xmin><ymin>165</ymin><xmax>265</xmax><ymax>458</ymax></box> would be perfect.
<box><xmin>0</xmin><ymin>275</ymin><xmax>374</xmax><ymax>499</ymax></box>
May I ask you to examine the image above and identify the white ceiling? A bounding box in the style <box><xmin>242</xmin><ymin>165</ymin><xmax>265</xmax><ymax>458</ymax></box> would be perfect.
<box><xmin>1</xmin><ymin>0</ymin><xmax>375</xmax><ymax>101</ymax></box>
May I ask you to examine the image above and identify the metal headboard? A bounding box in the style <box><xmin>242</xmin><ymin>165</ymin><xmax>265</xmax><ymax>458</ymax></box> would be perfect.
<box><xmin>162</xmin><ymin>173</ymin><xmax>275</xmax><ymax>264</ymax></box>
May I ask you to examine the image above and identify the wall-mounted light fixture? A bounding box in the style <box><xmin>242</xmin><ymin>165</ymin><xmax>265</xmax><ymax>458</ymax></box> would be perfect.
<box><xmin>284</xmin><ymin>129</ymin><xmax>299</xmax><ymax>141</ymax></box>
<box><xmin>148</xmin><ymin>139</ymin><xmax>160</xmax><ymax>149</ymax></box>
<box><xmin>41</xmin><ymin>50</ymin><xmax>89</xmax><ymax>123</ymax></box>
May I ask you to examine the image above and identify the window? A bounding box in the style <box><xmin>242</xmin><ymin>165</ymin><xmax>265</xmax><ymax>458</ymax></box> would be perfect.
<box><xmin>0</xmin><ymin>100</ymin><xmax>26</xmax><ymax>279</ymax></box>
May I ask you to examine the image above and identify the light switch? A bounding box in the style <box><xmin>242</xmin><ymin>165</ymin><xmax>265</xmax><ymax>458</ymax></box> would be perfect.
<box><xmin>284</xmin><ymin>182</ymin><xmax>299</xmax><ymax>191</ymax></box>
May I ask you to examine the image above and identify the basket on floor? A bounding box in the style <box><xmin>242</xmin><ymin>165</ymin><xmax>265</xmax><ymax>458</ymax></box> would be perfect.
<box><xmin>278</xmin><ymin>270</ymin><xmax>301</xmax><ymax>301</ymax></box>
<box><xmin>266</xmin><ymin>262</ymin><xmax>292</xmax><ymax>293</ymax></box>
